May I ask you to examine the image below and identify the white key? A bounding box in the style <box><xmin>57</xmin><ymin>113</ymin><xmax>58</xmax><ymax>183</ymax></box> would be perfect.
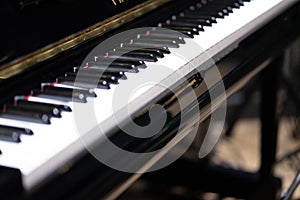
<box><xmin>0</xmin><ymin>0</ymin><xmax>297</xmax><ymax>191</ymax></box>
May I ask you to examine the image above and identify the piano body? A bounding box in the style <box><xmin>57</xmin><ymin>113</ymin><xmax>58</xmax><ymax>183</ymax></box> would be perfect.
<box><xmin>0</xmin><ymin>0</ymin><xmax>299</xmax><ymax>199</ymax></box>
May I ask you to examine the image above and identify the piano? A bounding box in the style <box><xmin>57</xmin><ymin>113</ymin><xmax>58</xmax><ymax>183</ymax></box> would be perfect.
<box><xmin>0</xmin><ymin>0</ymin><xmax>299</xmax><ymax>199</ymax></box>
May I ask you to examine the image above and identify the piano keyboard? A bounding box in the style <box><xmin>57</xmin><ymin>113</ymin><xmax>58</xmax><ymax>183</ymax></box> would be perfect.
<box><xmin>0</xmin><ymin>0</ymin><xmax>297</xmax><ymax>192</ymax></box>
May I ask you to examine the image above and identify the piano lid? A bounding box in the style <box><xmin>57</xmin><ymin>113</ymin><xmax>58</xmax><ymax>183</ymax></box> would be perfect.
<box><xmin>0</xmin><ymin>0</ymin><xmax>170</xmax><ymax>79</ymax></box>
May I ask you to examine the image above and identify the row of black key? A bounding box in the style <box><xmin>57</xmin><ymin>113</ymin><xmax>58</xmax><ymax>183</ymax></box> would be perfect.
<box><xmin>0</xmin><ymin>0</ymin><xmax>250</xmax><ymax>145</ymax></box>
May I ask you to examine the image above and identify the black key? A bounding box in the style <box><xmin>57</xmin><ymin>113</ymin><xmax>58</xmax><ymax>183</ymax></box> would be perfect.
<box><xmin>15</xmin><ymin>101</ymin><xmax>61</xmax><ymax>118</ymax></box>
<box><xmin>186</xmin><ymin>10</ymin><xmax>225</xmax><ymax>18</ymax></box>
<box><xmin>231</xmin><ymin>2</ymin><xmax>241</xmax><ymax>8</ymax></box>
<box><xmin>223</xmin><ymin>0</ymin><xmax>244</xmax><ymax>7</ymax></box>
<box><xmin>172</xmin><ymin>15</ymin><xmax>213</xmax><ymax>26</ymax></box>
<box><xmin>215</xmin><ymin>8</ymin><xmax>230</xmax><ymax>16</ymax></box>
<box><xmin>143</xmin><ymin>31</ymin><xmax>186</xmax><ymax>41</ymax></box>
<box><xmin>225</xmin><ymin>6</ymin><xmax>233</xmax><ymax>13</ymax></box>
<box><xmin>16</xmin><ymin>99</ymin><xmax>71</xmax><ymax>115</ymax></box>
<box><xmin>189</xmin><ymin>4</ymin><xmax>218</xmax><ymax>12</ymax></box>
<box><xmin>73</xmin><ymin>67</ymin><xmax>127</xmax><ymax>80</ymax></box>
<box><xmin>214</xmin><ymin>1</ymin><xmax>241</xmax><ymax>8</ymax></box>
<box><xmin>222</xmin><ymin>1</ymin><xmax>241</xmax><ymax>9</ymax></box>
<box><xmin>145</xmin><ymin>28</ymin><xmax>189</xmax><ymax>39</ymax></box>
<box><xmin>121</xmin><ymin>43</ymin><xmax>171</xmax><ymax>54</ymax></box>
<box><xmin>33</xmin><ymin>86</ymin><xmax>94</xmax><ymax>103</ymax></box>
<box><xmin>59</xmin><ymin>71</ymin><xmax>118</xmax><ymax>86</ymax></box>
<box><xmin>173</xmin><ymin>30</ymin><xmax>194</xmax><ymax>38</ymax></box>
<box><xmin>60</xmin><ymin>72</ymin><xmax>113</xmax><ymax>89</ymax></box>
<box><xmin>166</xmin><ymin>20</ymin><xmax>205</xmax><ymax>32</ymax></box>
<box><xmin>184</xmin><ymin>15</ymin><xmax>217</xmax><ymax>24</ymax></box>
<box><xmin>209</xmin><ymin>2</ymin><xmax>234</xmax><ymax>13</ymax></box>
<box><xmin>34</xmin><ymin>101</ymin><xmax>71</xmax><ymax>112</ymax></box>
<box><xmin>0</xmin><ymin>125</ymin><xmax>33</xmax><ymax>135</ymax></box>
<box><xmin>159</xmin><ymin>25</ymin><xmax>199</xmax><ymax>35</ymax></box>
<box><xmin>200</xmin><ymin>6</ymin><xmax>230</xmax><ymax>16</ymax></box>
<box><xmin>186</xmin><ymin>4</ymin><xmax>226</xmax><ymax>17</ymax></box>
<box><xmin>179</xmin><ymin>12</ymin><xmax>217</xmax><ymax>23</ymax></box>
<box><xmin>154</xmin><ymin>24</ymin><xmax>196</xmax><ymax>38</ymax></box>
<box><xmin>87</xmin><ymin>61</ymin><xmax>139</xmax><ymax>73</ymax></box>
<box><xmin>57</xmin><ymin>76</ymin><xmax>111</xmax><ymax>89</ymax></box>
<box><xmin>106</xmin><ymin>51</ymin><xmax>157</xmax><ymax>62</ymax></box>
<box><xmin>0</xmin><ymin>128</ymin><xmax>21</xmax><ymax>143</ymax></box>
<box><xmin>129</xmin><ymin>38</ymin><xmax>180</xmax><ymax>48</ymax></box>
<box><xmin>65</xmin><ymin>72</ymin><xmax>119</xmax><ymax>82</ymax></box>
<box><xmin>93</xmin><ymin>57</ymin><xmax>146</xmax><ymax>68</ymax></box>
<box><xmin>113</xmin><ymin>47</ymin><xmax>165</xmax><ymax>58</ymax></box>
<box><xmin>0</xmin><ymin>105</ymin><xmax>51</xmax><ymax>124</ymax></box>
<box><xmin>137</xmin><ymin>33</ymin><xmax>185</xmax><ymax>44</ymax></box>
<box><xmin>236</xmin><ymin>0</ymin><xmax>245</xmax><ymax>6</ymax></box>
<box><xmin>142</xmin><ymin>30</ymin><xmax>186</xmax><ymax>41</ymax></box>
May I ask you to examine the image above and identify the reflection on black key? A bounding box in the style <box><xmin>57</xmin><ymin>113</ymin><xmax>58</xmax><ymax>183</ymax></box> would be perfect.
<box><xmin>114</xmin><ymin>47</ymin><xmax>165</xmax><ymax>58</ymax></box>
<box><xmin>199</xmin><ymin>5</ymin><xmax>230</xmax><ymax>16</ymax></box>
<box><xmin>180</xmin><ymin>12</ymin><xmax>217</xmax><ymax>23</ymax></box>
<box><xmin>157</xmin><ymin>25</ymin><xmax>196</xmax><ymax>38</ymax></box>
<box><xmin>142</xmin><ymin>30</ymin><xmax>186</xmax><ymax>41</ymax></box>
<box><xmin>188</xmin><ymin>10</ymin><xmax>225</xmax><ymax>18</ymax></box>
<box><xmin>212</xmin><ymin>1</ymin><xmax>239</xmax><ymax>9</ymax></box>
<box><xmin>0</xmin><ymin>125</ymin><xmax>33</xmax><ymax>135</ymax></box>
<box><xmin>0</xmin><ymin>105</ymin><xmax>51</xmax><ymax>124</ymax></box>
<box><xmin>0</xmin><ymin>129</ymin><xmax>21</xmax><ymax>143</ymax></box>
<box><xmin>73</xmin><ymin>67</ymin><xmax>127</xmax><ymax>80</ymax></box>
<box><xmin>16</xmin><ymin>100</ymin><xmax>62</xmax><ymax>118</ymax></box>
<box><xmin>224</xmin><ymin>6</ymin><xmax>233</xmax><ymax>13</ymax></box>
<box><xmin>16</xmin><ymin>97</ymin><xmax>72</xmax><ymax>112</ymax></box>
<box><xmin>111</xmin><ymin>59</ymin><xmax>147</xmax><ymax>69</ymax></box>
<box><xmin>16</xmin><ymin>101</ymin><xmax>61</xmax><ymax>118</ymax></box>
<box><xmin>58</xmin><ymin>76</ymin><xmax>111</xmax><ymax>89</ymax></box>
<box><xmin>232</xmin><ymin>2</ymin><xmax>241</xmax><ymax>8</ymax></box>
<box><xmin>172</xmin><ymin>16</ymin><xmax>213</xmax><ymax>26</ymax></box>
<box><xmin>146</xmin><ymin>28</ymin><xmax>190</xmax><ymax>39</ymax></box>
<box><xmin>166</xmin><ymin>21</ymin><xmax>205</xmax><ymax>32</ymax></box>
<box><xmin>58</xmin><ymin>74</ymin><xmax>115</xmax><ymax>88</ymax></box>
<box><xmin>87</xmin><ymin>61</ymin><xmax>139</xmax><ymax>73</ymax></box>
<box><xmin>92</xmin><ymin>59</ymin><xmax>146</xmax><ymax>69</ymax></box>
<box><xmin>107</xmin><ymin>51</ymin><xmax>157</xmax><ymax>62</ymax></box>
<box><xmin>121</xmin><ymin>43</ymin><xmax>171</xmax><ymax>54</ymax></box>
<box><xmin>137</xmin><ymin>34</ymin><xmax>185</xmax><ymax>44</ymax></box>
<box><xmin>33</xmin><ymin>86</ymin><xmax>93</xmax><ymax>103</ymax></box>
<box><xmin>65</xmin><ymin>72</ymin><xmax>119</xmax><ymax>82</ymax></box>
<box><xmin>148</xmin><ymin>27</ymin><xmax>194</xmax><ymax>38</ymax></box>
<box><xmin>174</xmin><ymin>30</ymin><xmax>194</xmax><ymax>38</ymax></box>
<box><xmin>64</xmin><ymin>72</ymin><xmax>117</xmax><ymax>85</ymax></box>
<box><xmin>160</xmin><ymin>25</ymin><xmax>200</xmax><ymax>35</ymax></box>
<box><xmin>130</xmin><ymin>38</ymin><xmax>179</xmax><ymax>48</ymax></box>
<box><xmin>236</xmin><ymin>0</ymin><xmax>244</xmax><ymax>6</ymax></box>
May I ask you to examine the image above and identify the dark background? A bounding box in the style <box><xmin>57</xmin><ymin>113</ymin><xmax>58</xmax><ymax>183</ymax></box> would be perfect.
<box><xmin>0</xmin><ymin>0</ymin><xmax>146</xmax><ymax>66</ymax></box>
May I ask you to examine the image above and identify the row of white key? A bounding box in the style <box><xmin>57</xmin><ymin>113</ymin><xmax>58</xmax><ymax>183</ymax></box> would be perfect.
<box><xmin>0</xmin><ymin>0</ymin><xmax>296</xmax><ymax>191</ymax></box>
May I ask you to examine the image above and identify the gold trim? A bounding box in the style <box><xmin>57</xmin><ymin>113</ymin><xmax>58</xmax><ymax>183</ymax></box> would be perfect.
<box><xmin>0</xmin><ymin>0</ymin><xmax>171</xmax><ymax>79</ymax></box>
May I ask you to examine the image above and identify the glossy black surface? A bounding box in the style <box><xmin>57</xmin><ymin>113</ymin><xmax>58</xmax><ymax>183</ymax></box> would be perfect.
<box><xmin>0</xmin><ymin>0</ymin><xmax>148</xmax><ymax>66</ymax></box>
<box><xmin>0</xmin><ymin>0</ymin><xmax>299</xmax><ymax>199</ymax></box>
